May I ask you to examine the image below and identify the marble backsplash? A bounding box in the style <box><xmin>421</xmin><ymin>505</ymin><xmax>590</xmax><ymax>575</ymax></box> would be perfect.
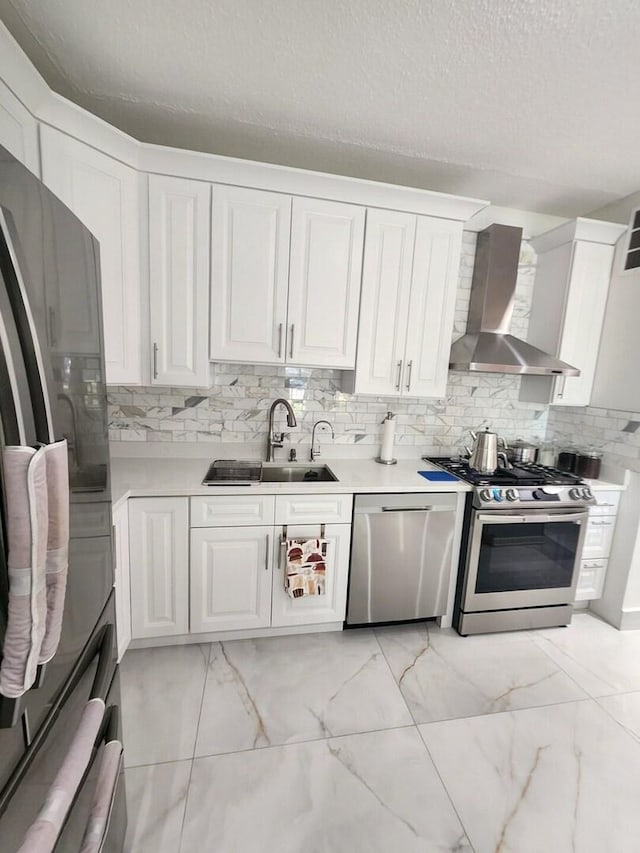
<box><xmin>108</xmin><ymin>232</ymin><xmax>549</xmax><ymax>455</ymax></box>
<box><xmin>547</xmin><ymin>406</ymin><xmax>640</xmax><ymax>475</ymax></box>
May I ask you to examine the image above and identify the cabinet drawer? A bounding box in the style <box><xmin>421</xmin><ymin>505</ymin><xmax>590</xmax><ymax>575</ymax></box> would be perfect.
<box><xmin>191</xmin><ymin>495</ymin><xmax>275</xmax><ymax>527</ymax></box>
<box><xmin>589</xmin><ymin>491</ymin><xmax>620</xmax><ymax>516</ymax></box>
<box><xmin>582</xmin><ymin>516</ymin><xmax>616</xmax><ymax>560</ymax></box>
<box><xmin>575</xmin><ymin>558</ymin><xmax>608</xmax><ymax>602</ymax></box>
<box><xmin>275</xmin><ymin>494</ymin><xmax>353</xmax><ymax>525</ymax></box>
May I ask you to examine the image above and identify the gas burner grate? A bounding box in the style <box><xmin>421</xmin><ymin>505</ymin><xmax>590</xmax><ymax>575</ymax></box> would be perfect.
<box><xmin>423</xmin><ymin>457</ymin><xmax>585</xmax><ymax>487</ymax></box>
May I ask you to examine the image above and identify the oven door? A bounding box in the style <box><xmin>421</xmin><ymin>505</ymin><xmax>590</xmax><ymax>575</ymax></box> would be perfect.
<box><xmin>462</xmin><ymin>508</ymin><xmax>588</xmax><ymax>612</ymax></box>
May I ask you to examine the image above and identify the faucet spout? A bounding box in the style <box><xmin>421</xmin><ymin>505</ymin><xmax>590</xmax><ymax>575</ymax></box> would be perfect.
<box><xmin>310</xmin><ymin>419</ymin><xmax>335</xmax><ymax>462</ymax></box>
<box><xmin>266</xmin><ymin>398</ymin><xmax>297</xmax><ymax>462</ymax></box>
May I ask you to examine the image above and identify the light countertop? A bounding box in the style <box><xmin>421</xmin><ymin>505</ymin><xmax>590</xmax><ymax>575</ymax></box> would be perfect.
<box><xmin>109</xmin><ymin>455</ymin><xmax>471</xmax><ymax>510</ymax></box>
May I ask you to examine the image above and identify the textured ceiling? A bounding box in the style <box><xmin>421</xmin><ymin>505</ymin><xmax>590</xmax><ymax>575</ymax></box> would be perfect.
<box><xmin>1</xmin><ymin>0</ymin><xmax>639</xmax><ymax>216</ymax></box>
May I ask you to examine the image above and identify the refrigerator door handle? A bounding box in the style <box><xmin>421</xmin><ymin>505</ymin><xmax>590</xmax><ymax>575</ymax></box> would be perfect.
<box><xmin>89</xmin><ymin>623</ymin><xmax>115</xmax><ymax>703</ymax></box>
<box><xmin>0</xmin><ymin>210</ymin><xmax>55</xmax><ymax>443</ymax></box>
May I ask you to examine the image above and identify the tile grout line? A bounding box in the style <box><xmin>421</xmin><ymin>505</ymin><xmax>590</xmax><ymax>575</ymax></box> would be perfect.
<box><xmin>416</xmin><ymin>724</ymin><xmax>478</xmax><ymax>853</ymax></box>
<box><xmin>176</xmin><ymin>641</ymin><xmax>214</xmax><ymax>853</ymax></box>
<box><xmin>371</xmin><ymin>626</ymin><xmax>419</xmax><ymax>727</ymax></box>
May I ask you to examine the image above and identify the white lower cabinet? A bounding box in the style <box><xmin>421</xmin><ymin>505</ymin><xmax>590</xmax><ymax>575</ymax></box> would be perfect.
<box><xmin>129</xmin><ymin>497</ymin><xmax>189</xmax><ymax>639</ymax></box>
<box><xmin>112</xmin><ymin>502</ymin><xmax>132</xmax><ymax>660</ymax></box>
<box><xmin>127</xmin><ymin>492</ymin><xmax>353</xmax><ymax>642</ymax></box>
<box><xmin>190</xmin><ymin>526</ymin><xmax>273</xmax><ymax>632</ymax></box>
<box><xmin>270</xmin><ymin>523</ymin><xmax>351</xmax><ymax>627</ymax></box>
<box><xmin>575</xmin><ymin>491</ymin><xmax>620</xmax><ymax>602</ymax></box>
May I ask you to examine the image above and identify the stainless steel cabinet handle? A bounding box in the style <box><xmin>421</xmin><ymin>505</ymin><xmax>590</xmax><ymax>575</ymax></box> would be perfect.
<box><xmin>278</xmin><ymin>323</ymin><xmax>283</xmax><ymax>358</ymax></box>
<box><xmin>396</xmin><ymin>360</ymin><xmax>403</xmax><ymax>391</ymax></box>
<box><xmin>556</xmin><ymin>375</ymin><xmax>567</xmax><ymax>399</ymax></box>
<box><xmin>153</xmin><ymin>342</ymin><xmax>158</xmax><ymax>379</ymax></box>
<box><xmin>265</xmin><ymin>534</ymin><xmax>270</xmax><ymax>571</ymax></box>
<box><xmin>405</xmin><ymin>359</ymin><xmax>413</xmax><ymax>392</ymax></box>
<box><xmin>48</xmin><ymin>307</ymin><xmax>57</xmax><ymax>347</ymax></box>
<box><xmin>382</xmin><ymin>506</ymin><xmax>433</xmax><ymax>513</ymax></box>
<box><xmin>289</xmin><ymin>324</ymin><xmax>295</xmax><ymax>359</ymax></box>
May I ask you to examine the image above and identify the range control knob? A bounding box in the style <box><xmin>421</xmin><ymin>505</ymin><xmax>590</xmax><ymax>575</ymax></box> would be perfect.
<box><xmin>505</xmin><ymin>489</ymin><xmax>518</xmax><ymax>502</ymax></box>
<box><xmin>569</xmin><ymin>487</ymin><xmax>582</xmax><ymax>500</ymax></box>
<box><xmin>532</xmin><ymin>489</ymin><xmax>546</xmax><ymax>500</ymax></box>
<box><xmin>582</xmin><ymin>488</ymin><xmax>592</xmax><ymax>500</ymax></box>
<box><xmin>492</xmin><ymin>488</ymin><xmax>504</xmax><ymax>502</ymax></box>
<box><xmin>479</xmin><ymin>489</ymin><xmax>492</xmax><ymax>502</ymax></box>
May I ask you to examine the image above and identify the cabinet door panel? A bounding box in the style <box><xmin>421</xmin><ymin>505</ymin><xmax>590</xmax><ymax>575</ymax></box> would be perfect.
<box><xmin>113</xmin><ymin>503</ymin><xmax>131</xmax><ymax>660</ymax></box>
<box><xmin>40</xmin><ymin>125</ymin><xmax>142</xmax><ymax>383</ymax></box>
<box><xmin>553</xmin><ymin>241</ymin><xmax>616</xmax><ymax>406</ymax></box>
<box><xmin>582</xmin><ymin>516</ymin><xmax>616</xmax><ymax>560</ymax></box>
<box><xmin>352</xmin><ymin>209</ymin><xmax>415</xmax><ymax>395</ymax></box>
<box><xmin>210</xmin><ymin>185</ymin><xmax>290</xmax><ymax>364</ymax></box>
<box><xmin>0</xmin><ymin>79</ymin><xmax>39</xmax><ymax>174</ymax></box>
<box><xmin>149</xmin><ymin>175</ymin><xmax>210</xmax><ymax>386</ymax></box>
<box><xmin>288</xmin><ymin>198</ymin><xmax>365</xmax><ymax>368</ymax></box>
<box><xmin>129</xmin><ymin>498</ymin><xmax>189</xmax><ymax>639</ymax></box>
<box><xmin>404</xmin><ymin>217</ymin><xmax>462</xmax><ymax>398</ymax></box>
<box><xmin>575</xmin><ymin>559</ymin><xmax>607</xmax><ymax>601</ymax></box>
<box><xmin>190</xmin><ymin>527</ymin><xmax>272</xmax><ymax>632</ymax></box>
<box><xmin>271</xmin><ymin>523</ymin><xmax>350</xmax><ymax>626</ymax></box>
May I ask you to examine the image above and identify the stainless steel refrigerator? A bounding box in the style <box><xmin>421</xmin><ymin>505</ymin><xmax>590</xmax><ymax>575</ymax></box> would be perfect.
<box><xmin>0</xmin><ymin>145</ymin><xmax>126</xmax><ymax>850</ymax></box>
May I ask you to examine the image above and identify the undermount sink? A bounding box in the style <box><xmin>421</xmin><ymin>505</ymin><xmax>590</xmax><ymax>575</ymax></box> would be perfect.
<box><xmin>260</xmin><ymin>464</ymin><xmax>337</xmax><ymax>483</ymax></box>
<box><xmin>202</xmin><ymin>460</ymin><xmax>338</xmax><ymax>485</ymax></box>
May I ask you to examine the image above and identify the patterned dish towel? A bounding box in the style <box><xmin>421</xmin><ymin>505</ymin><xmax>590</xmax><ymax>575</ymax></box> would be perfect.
<box><xmin>285</xmin><ymin>538</ymin><xmax>328</xmax><ymax>598</ymax></box>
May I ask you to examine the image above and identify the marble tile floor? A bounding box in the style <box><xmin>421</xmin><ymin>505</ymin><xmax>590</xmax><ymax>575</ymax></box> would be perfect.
<box><xmin>121</xmin><ymin>613</ymin><xmax>640</xmax><ymax>852</ymax></box>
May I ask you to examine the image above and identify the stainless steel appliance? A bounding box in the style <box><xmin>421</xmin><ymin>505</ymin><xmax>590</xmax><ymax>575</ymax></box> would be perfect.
<box><xmin>0</xmin><ymin>146</ymin><xmax>125</xmax><ymax>849</ymax></box>
<box><xmin>449</xmin><ymin>224</ymin><xmax>580</xmax><ymax>376</ymax></box>
<box><xmin>426</xmin><ymin>457</ymin><xmax>594</xmax><ymax>635</ymax></box>
<box><xmin>466</xmin><ymin>427</ymin><xmax>506</xmax><ymax>474</ymax></box>
<box><xmin>345</xmin><ymin>492</ymin><xmax>457</xmax><ymax>626</ymax></box>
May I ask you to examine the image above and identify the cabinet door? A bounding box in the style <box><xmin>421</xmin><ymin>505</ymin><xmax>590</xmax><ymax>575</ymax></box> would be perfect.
<box><xmin>287</xmin><ymin>197</ymin><xmax>365</xmax><ymax>368</ymax></box>
<box><xmin>210</xmin><ymin>185</ymin><xmax>290</xmax><ymax>364</ymax></box>
<box><xmin>129</xmin><ymin>498</ymin><xmax>189</xmax><ymax>639</ymax></box>
<box><xmin>0</xmin><ymin>79</ymin><xmax>39</xmax><ymax>174</ymax></box>
<box><xmin>552</xmin><ymin>241</ymin><xmax>616</xmax><ymax>407</ymax></box>
<box><xmin>575</xmin><ymin>558</ymin><xmax>608</xmax><ymax>602</ymax></box>
<box><xmin>352</xmin><ymin>209</ymin><xmax>415</xmax><ymax>395</ymax></box>
<box><xmin>270</xmin><ymin>523</ymin><xmax>350</xmax><ymax>627</ymax></box>
<box><xmin>39</xmin><ymin>125</ymin><xmax>142</xmax><ymax>384</ymax></box>
<box><xmin>113</xmin><ymin>502</ymin><xmax>131</xmax><ymax>660</ymax></box>
<box><xmin>582</xmin><ymin>515</ymin><xmax>616</xmax><ymax>560</ymax></box>
<box><xmin>149</xmin><ymin>175</ymin><xmax>210</xmax><ymax>386</ymax></box>
<box><xmin>190</xmin><ymin>526</ymin><xmax>272</xmax><ymax>632</ymax></box>
<box><xmin>403</xmin><ymin>217</ymin><xmax>463</xmax><ymax>398</ymax></box>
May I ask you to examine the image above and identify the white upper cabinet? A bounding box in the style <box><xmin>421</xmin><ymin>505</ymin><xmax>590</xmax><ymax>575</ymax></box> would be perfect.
<box><xmin>0</xmin><ymin>79</ymin><xmax>39</xmax><ymax>174</ymax></box>
<box><xmin>149</xmin><ymin>175</ymin><xmax>211</xmax><ymax>387</ymax></box>
<box><xmin>210</xmin><ymin>189</ymin><xmax>365</xmax><ymax>369</ymax></box>
<box><xmin>346</xmin><ymin>209</ymin><xmax>462</xmax><ymax>397</ymax></box>
<box><xmin>287</xmin><ymin>197</ymin><xmax>365</xmax><ymax>368</ymax></box>
<box><xmin>520</xmin><ymin>218</ymin><xmax>627</xmax><ymax>407</ymax></box>
<box><xmin>39</xmin><ymin>125</ymin><xmax>143</xmax><ymax>384</ymax></box>
<box><xmin>210</xmin><ymin>185</ymin><xmax>291</xmax><ymax>364</ymax></box>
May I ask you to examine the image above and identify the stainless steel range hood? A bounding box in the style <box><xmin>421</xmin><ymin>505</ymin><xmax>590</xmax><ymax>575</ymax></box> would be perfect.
<box><xmin>449</xmin><ymin>224</ymin><xmax>580</xmax><ymax>376</ymax></box>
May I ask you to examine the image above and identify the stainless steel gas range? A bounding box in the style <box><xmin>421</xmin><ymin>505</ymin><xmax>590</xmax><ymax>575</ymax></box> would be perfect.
<box><xmin>425</xmin><ymin>457</ymin><xmax>595</xmax><ymax>635</ymax></box>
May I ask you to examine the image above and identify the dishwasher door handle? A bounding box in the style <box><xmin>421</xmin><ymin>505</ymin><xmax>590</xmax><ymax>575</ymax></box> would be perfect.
<box><xmin>381</xmin><ymin>506</ymin><xmax>433</xmax><ymax>513</ymax></box>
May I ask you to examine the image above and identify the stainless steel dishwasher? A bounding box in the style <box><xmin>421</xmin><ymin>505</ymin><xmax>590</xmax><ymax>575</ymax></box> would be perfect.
<box><xmin>346</xmin><ymin>492</ymin><xmax>457</xmax><ymax>626</ymax></box>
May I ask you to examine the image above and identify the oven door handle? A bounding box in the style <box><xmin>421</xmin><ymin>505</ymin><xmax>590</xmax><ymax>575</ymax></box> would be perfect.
<box><xmin>476</xmin><ymin>512</ymin><xmax>587</xmax><ymax>524</ymax></box>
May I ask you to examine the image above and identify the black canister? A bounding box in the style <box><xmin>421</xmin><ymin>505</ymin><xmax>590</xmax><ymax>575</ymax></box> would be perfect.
<box><xmin>576</xmin><ymin>449</ymin><xmax>602</xmax><ymax>479</ymax></box>
<box><xmin>557</xmin><ymin>446</ymin><xmax>579</xmax><ymax>473</ymax></box>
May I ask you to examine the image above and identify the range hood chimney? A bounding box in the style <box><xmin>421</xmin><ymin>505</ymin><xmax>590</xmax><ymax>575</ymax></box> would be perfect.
<box><xmin>449</xmin><ymin>224</ymin><xmax>579</xmax><ymax>376</ymax></box>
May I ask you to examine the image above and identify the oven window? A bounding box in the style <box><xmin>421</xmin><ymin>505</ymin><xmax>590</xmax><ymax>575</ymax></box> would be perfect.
<box><xmin>475</xmin><ymin>520</ymin><xmax>580</xmax><ymax>594</ymax></box>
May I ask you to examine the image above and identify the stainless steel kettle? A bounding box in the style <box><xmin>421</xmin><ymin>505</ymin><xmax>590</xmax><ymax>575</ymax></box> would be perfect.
<box><xmin>466</xmin><ymin>428</ymin><xmax>504</xmax><ymax>474</ymax></box>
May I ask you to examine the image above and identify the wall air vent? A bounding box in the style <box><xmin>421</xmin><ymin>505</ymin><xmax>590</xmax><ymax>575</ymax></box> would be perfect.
<box><xmin>624</xmin><ymin>209</ymin><xmax>640</xmax><ymax>271</ymax></box>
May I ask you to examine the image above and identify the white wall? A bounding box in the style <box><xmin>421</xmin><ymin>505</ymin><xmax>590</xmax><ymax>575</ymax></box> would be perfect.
<box><xmin>590</xmin><ymin>231</ymin><xmax>640</xmax><ymax>413</ymax></box>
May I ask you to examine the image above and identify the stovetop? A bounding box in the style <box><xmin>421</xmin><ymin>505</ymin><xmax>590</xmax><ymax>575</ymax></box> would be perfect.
<box><xmin>423</xmin><ymin>456</ymin><xmax>582</xmax><ymax>487</ymax></box>
<box><xmin>423</xmin><ymin>456</ymin><xmax>594</xmax><ymax>509</ymax></box>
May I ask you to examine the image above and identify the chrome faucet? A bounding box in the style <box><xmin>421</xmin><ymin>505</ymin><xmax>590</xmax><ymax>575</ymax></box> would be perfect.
<box><xmin>266</xmin><ymin>398</ymin><xmax>297</xmax><ymax>462</ymax></box>
<box><xmin>310</xmin><ymin>419</ymin><xmax>335</xmax><ymax>461</ymax></box>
